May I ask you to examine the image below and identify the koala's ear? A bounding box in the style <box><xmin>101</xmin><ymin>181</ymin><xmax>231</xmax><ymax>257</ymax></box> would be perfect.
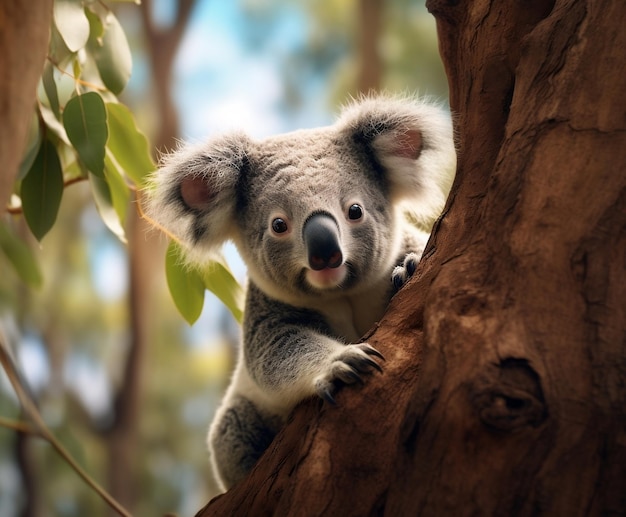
<box><xmin>337</xmin><ymin>96</ymin><xmax>456</xmax><ymax>226</ymax></box>
<box><xmin>145</xmin><ymin>132</ymin><xmax>250</xmax><ymax>262</ymax></box>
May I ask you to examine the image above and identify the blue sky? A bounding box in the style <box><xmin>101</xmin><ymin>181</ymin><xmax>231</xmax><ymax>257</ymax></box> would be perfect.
<box><xmin>168</xmin><ymin>1</ymin><xmax>335</xmax><ymax>141</ymax></box>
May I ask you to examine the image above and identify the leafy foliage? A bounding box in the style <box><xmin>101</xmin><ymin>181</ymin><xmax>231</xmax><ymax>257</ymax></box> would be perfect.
<box><xmin>20</xmin><ymin>140</ymin><xmax>64</xmax><ymax>241</ymax></box>
<box><xmin>165</xmin><ymin>241</ymin><xmax>207</xmax><ymax>325</ymax></box>
<box><xmin>4</xmin><ymin>0</ymin><xmax>244</xmax><ymax>323</ymax></box>
<box><xmin>63</xmin><ymin>92</ymin><xmax>108</xmax><ymax>178</ymax></box>
<box><xmin>166</xmin><ymin>241</ymin><xmax>244</xmax><ymax>325</ymax></box>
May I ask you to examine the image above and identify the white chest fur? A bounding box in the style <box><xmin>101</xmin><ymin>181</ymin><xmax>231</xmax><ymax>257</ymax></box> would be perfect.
<box><xmin>309</xmin><ymin>277</ymin><xmax>390</xmax><ymax>342</ymax></box>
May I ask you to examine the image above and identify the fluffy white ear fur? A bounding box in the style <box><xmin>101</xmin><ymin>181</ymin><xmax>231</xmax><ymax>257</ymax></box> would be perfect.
<box><xmin>145</xmin><ymin>132</ymin><xmax>249</xmax><ymax>263</ymax></box>
<box><xmin>337</xmin><ymin>95</ymin><xmax>456</xmax><ymax>228</ymax></box>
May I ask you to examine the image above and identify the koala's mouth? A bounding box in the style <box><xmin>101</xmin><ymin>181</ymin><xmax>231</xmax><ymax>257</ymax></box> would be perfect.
<box><xmin>305</xmin><ymin>263</ymin><xmax>348</xmax><ymax>290</ymax></box>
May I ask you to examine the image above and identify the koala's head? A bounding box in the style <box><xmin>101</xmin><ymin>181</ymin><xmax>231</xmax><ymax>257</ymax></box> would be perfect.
<box><xmin>147</xmin><ymin>96</ymin><xmax>455</xmax><ymax>303</ymax></box>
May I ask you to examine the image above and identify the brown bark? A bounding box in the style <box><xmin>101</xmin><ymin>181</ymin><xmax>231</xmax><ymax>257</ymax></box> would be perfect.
<box><xmin>198</xmin><ymin>0</ymin><xmax>626</xmax><ymax>515</ymax></box>
<box><xmin>0</xmin><ymin>0</ymin><xmax>52</xmax><ymax>212</ymax></box>
<box><xmin>106</xmin><ymin>208</ymin><xmax>151</xmax><ymax>512</ymax></box>
<box><xmin>0</xmin><ymin>3</ymin><xmax>52</xmax><ymax>515</ymax></box>
<box><xmin>357</xmin><ymin>0</ymin><xmax>384</xmax><ymax>94</ymax></box>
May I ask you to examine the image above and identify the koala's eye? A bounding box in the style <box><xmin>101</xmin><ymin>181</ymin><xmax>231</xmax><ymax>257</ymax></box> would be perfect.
<box><xmin>347</xmin><ymin>204</ymin><xmax>363</xmax><ymax>221</ymax></box>
<box><xmin>271</xmin><ymin>218</ymin><xmax>289</xmax><ymax>234</ymax></box>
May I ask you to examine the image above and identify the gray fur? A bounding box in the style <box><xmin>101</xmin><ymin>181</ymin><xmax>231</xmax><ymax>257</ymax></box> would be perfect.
<box><xmin>146</xmin><ymin>95</ymin><xmax>456</xmax><ymax>491</ymax></box>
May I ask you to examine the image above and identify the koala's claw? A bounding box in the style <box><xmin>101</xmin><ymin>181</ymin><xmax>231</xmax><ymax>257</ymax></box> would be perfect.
<box><xmin>358</xmin><ymin>343</ymin><xmax>386</xmax><ymax>362</ymax></box>
<box><xmin>319</xmin><ymin>385</ymin><xmax>337</xmax><ymax>405</ymax></box>
<box><xmin>315</xmin><ymin>343</ymin><xmax>384</xmax><ymax>404</ymax></box>
<box><xmin>392</xmin><ymin>252</ymin><xmax>421</xmax><ymax>292</ymax></box>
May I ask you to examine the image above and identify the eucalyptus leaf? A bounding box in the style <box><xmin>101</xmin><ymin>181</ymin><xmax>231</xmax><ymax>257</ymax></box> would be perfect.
<box><xmin>165</xmin><ymin>241</ymin><xmax>205</xmax><ymax>325</ymax></box>
<box><xmin>53</xmin><ymin>0</ymin><xmax>90</xmax><ymax>52</ymax></box>
<box><xmin>84</xmin><ymin>6</ymin><xmax>104</xmax><ymax>43</ymax></box>
<box><xmin>21</xmin><ymin>140</ymin><xmax>64</xmax><ymax>241</ymax></box>
<box><xmin>39</xmin><ymin>102</ymin><xmax>70</xmax><ymax>146</ymax></box>
<box><xmin>17</xmin><ymin>113</ymin><xmax>42</xmax><ymax>181</ymax></box>
<box><xmin>42</xmin><ymin>61</ymin><xmax>60</xmax><ymax>117</ymax></box>
<box><xmin>89</xmin><ymin>172</ymin><xmax>127</xmax><ymax>243</ymax></box>
<box><xmin>200</xmin><ymin>259</ymin><xmax>244</xmax><ymax>323</ymax></box>
<box><xmin>106</xmin><ymin>103</ymin><xmax>155</xmax><ymax>185</ymax></box>
<box><xmin>91</xmin><ymin>11</ymin><xmax>132</xmax><ymax>94</ymax></box>
<box><xmin>104</xmin><ymin>150</ymin><xmax>131</xmax><ymax>226</ymax></box>
<box><xmin>56</xmin><ymin>141</ymin><xmax>86</xmax><ymax>179</ymax></box>
<box><xmin>63</xmin><ymin>92</ymin><xmax>108</xmax><ymax>177</ymax></box>
<box><xmin>49</xmin><ymin>23</ymin><xmax>73</xmax><ymax>67</ymax></box>
<box><xmin>0</xmin><ymin>223</ymin><xmax>43</xmax><ymax>288</ymax></box>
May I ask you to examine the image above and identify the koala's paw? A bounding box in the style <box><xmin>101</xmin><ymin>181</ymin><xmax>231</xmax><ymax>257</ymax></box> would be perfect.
<box><xmin>314</xmin><ymin>344</ymin><xmax>385</xmax><ymax>405</ymax></box>
<box><xmin>391</xmin><ymin>252</ymin><xmax>421</xmax><ymax>292</ymax></box>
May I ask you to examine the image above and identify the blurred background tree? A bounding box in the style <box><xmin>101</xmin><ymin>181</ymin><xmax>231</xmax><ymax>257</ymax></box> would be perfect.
<box><xmin>0</xmin><ymin>1</ymin><xmax>447</xmax><ymax>516</ymax></box>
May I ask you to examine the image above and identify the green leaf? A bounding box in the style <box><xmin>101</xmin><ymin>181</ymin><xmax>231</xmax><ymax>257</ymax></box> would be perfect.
<box><xmin>89</xmin><ymin>172</ymin><xmax>127</xmax><ymax>243</ymax></box>
<box><xmin>40</xmin><ymin>102</ymin><xmax>70</xmax><ymax>146</ymax></box>
<box><xmin>42</xmin><ymin>61</ymin><xmax>60</xmax><ymax>117</ymax></box>
<box><xmin>104</xmin><ymin>150</ymin><xmax>131</xmax><ymax>226</ymax></box>
<box><xmin>63</xmin><ymin>92</ymin><xmax>108</xmax><ymax>177</ymax></box>
<box><xmin>49</xmin><ymin>24</ymin><xmax>73</xmax><ymax>67</ymax></box>
<box><xmin>200</xmin><ymin>258</ymin><xmax>244</xmax><ymax>323</ymax></box>
<box><xmin>17</xmin><ymin>112</ymin><xmax>42</xmax><ymax>181</ymax></box>
<box><xmin>84</xmin><ymin>6</ymin><xmax>104</xmax><ymax>43</ymax></box>
<box><xmin>0</xmin><ymin>223</ymin><xmax>43</xmax><ymax>288</ymax></box>
<box><xmin>166</xmin><ymin>241</ymin><xmax>206</xmax><ymax>325</ymax></box>
<box><xmin>21</xmin><ymin>140</ymin><xmax>64</xmax><ymax>241</ymax></box>
<box><xmin>105</xmin><ymin>103</ymin><xmax>155</xmax><ymax>186</ymax></box>
<box><xmin>56</xmin><ymin>141</ymin><xmax>86</xmax><ymax>180</ymax></box>
<box><xmin>53</xmin><ymin>0</ymin><xmax>90</xmax><ymax>52</ymax></box>
<box><xmin>90</xmin><ymin>10</ymin><xmax>132</xmax><ymax>94</ymax></box>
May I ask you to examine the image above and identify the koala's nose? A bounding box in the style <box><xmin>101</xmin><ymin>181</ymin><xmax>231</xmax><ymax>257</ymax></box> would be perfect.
<box><xmin>303</xmin><ymin>213</ymin><xmax>343</xmax><ymax>270</ymax></box>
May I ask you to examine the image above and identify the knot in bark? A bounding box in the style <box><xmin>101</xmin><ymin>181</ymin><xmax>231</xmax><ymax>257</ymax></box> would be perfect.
<box><xmin>469</xmin><ymin>358</ymin><xmax>548</xmax><ymax>431</ymax></box>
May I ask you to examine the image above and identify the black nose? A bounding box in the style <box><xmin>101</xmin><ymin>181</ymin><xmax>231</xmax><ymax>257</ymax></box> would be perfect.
<box><xmin>303</xmin><ymin>213</ymin><xmax>343</xmax><ymax>270</ymax></box>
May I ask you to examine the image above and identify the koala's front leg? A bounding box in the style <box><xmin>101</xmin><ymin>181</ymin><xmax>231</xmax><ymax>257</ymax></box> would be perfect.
<box><xmin>313</xmin><ymin>342</ymin><xmax>384</xmax><ymax>404</ymax></box>
<box><xmin>391</xmin><ymin>227</ymin><xmax>430</xmax><ymax>293</ymax></box>
<box><xmin>244</xmin><ymin>285</ymin><xmax>384</xmax><ymax>408</ymax></box>
<box><xmin>391</xmin><ymin>252</ymin><xmax>421</xmax><ymax>292</ymax></box>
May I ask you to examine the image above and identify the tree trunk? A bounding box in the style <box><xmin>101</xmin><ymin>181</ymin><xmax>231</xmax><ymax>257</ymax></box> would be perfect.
<box><xmin>104</xmin><ymin>2</ymin><xmax>197</xmax><ymax>511</ymax></box>
<box><xmin>0</xmin><ymin>3</ymin><xmax>52</xmax><ymax>515</ymax></box>
<box><xmin>0</xmin><ymin>0</ymin><xmax>52</xmax><ymax>213</ymax></box>
<box><xmin>198</xmin><ymin>0</ymin><xmax>626</xmax><ymax>515</ymax></box>
<box><xmin>357</xmin><ymin>0</ymin><xmax>384</xmax><ymax>94</ymax></box>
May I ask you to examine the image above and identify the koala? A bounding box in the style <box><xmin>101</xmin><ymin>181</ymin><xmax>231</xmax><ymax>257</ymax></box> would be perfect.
<box><xmin>146</xmin><ymin>95</ymin><xmax>455</xmax><ymax>492</ymax></box>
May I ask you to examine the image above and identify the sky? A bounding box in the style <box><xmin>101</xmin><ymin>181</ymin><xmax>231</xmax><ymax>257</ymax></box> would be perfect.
<box><xmin>156</xmin><ymin>1</ymin><xmax>336</xmax><ymax>141</ymax></box>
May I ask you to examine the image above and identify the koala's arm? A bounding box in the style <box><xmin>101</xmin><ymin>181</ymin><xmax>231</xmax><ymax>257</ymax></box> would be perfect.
<box><xmin>243</xmin><ymin>284</ymin><xmax>383</xmax><ymax>408</ymax></box>
<box><xmin>391</xmin><ymin>221</ymin><xmax>431</xmax><ymax>293</ymax></box>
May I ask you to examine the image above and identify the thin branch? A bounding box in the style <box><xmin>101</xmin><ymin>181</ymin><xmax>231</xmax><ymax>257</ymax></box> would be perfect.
<box><xmin>169</xmin><ymin>0</ymin><xmax>198</xmax><ymax>50</ymax></box>
<box><xmin>47</xmin><ymin>56</ymin><xmax>107</xmax><ymax>92</ymax></box>
<box><xmin>140</xmin><ymin>0</ymin><xmax>199</xmax><ymax>63</ymax></box>
<box><xmin>135</xmin><ymin>187</ymin><xmax>180</xmax><ymax>244</ymax></box>
<box><xmin>0</xmin><ymin>339</ymin><xmax>132</xmax><ymax>517</ymax></box>
<box><xmin>6</xmin><ymin>176</ymin><xmax>88</xmax><ymax>215</ymax></box>
<box><xmin>0</xmin><ymin>416</ymin><xmax>39</xmax><ymax>436</ymax></box>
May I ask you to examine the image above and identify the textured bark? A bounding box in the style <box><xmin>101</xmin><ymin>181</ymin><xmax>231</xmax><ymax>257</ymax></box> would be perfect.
<box><xmin>0</xmin><ymin>0</ymin><xmax>52</xmax><ymax>214</ymax></box>
<box><xmin>198</xmin><ymin>0</ymin><xmax>626</xmax><ymax>515</ymax></box>
<box><xmin>0</xmin><ymin>3</ymin><xmax>52</xmax><ymax>515</ymax></box>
